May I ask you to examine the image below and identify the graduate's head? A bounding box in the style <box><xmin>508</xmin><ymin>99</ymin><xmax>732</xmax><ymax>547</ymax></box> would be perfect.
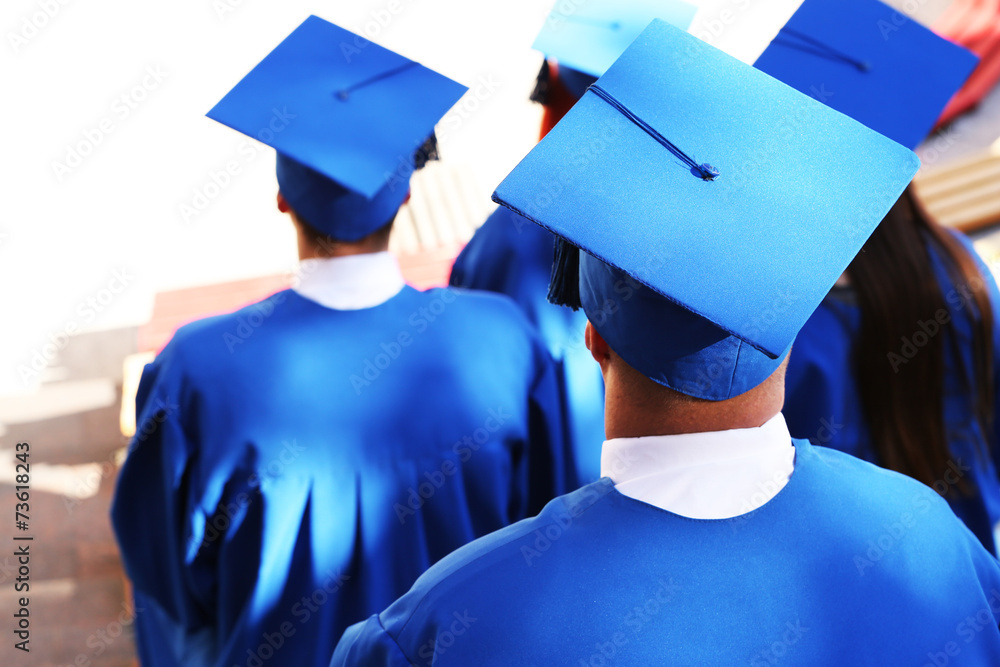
<box><xmin>530</xmin><ymin>0</ymin><xmax>697</xmax><ymax>138</ymax></box>
<box><xmin>271</xmin><ymin>131</ymin><xmax>436</xmax><ymax>245</ymax></box>
<box><xmin>492</xmin><ymin>20</ymin><xmax>919</xmax><ymax>399</ymax></box>
<box><xmin>204</xmin><ymin>15</ymin><xmax>467</xmax><ymax>241</ymax></box>
<box><xmin>277</xmin><ymin>190</ymin><xmax>396</xmax><ymax>257</ymax></box>
<box><xmin>531</xmin><ymin>61</ymin><xmax>597</xmax><ymax>139</ymax></box>
<box><xmin>585</xmin><ymin>317</ymin><xmax>791</xmax><ymax>435</ymax></box>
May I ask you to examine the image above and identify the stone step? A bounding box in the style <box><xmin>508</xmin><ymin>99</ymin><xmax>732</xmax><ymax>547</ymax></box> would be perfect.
<box><xmin>0</xmin><ymin>575</ymin><xmax>136</xmax><ymax>667</ymax></box>
<box><xmin>0</xmin><ymin>379</ymin><xmax>126</xmax><ymax>466</ymax></box>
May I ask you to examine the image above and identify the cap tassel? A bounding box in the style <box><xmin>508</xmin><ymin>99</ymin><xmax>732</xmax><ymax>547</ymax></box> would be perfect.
<box><xmin>775</xmin><ymin>28</ymin><xmax>871</xmax><ymax>72</ymax></box>
<box><xmin>547</xmin><ymin>237</ymin><xmax>582</xmax><ymax>310</ymax></box>
<box><xmin>413</xmin><ymin>133</ymin><xmax>439</xmax><ymax>171</ymax></box>
<box><xmin>588</xmin><ymin>84</ymin><xmax>719</xmax><ymax>181</ymax></box>
<box><xmin>529</xmin><ymin>60</ymin><xmax>552</xmax><ymax>105</ymax></box>
<box><xmin>335</xmin><ymin>62</ymin><xmax>420</xmax><ymax>101</ymax></box>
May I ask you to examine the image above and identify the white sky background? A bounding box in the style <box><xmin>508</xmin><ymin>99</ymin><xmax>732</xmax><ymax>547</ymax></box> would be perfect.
<box><xmin>1</xmin><ymin>0</ymin><xmax>954</xmax><ymax>397</ymax></box>
<box><xmin>0</xmin><ymin>0</ymin><xmax>562</xmax><ymax>396</ymax></box>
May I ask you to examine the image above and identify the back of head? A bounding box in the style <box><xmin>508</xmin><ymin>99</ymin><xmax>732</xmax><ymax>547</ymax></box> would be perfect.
<box><xmin>206</xmin><ymin>15</ymin><xmax>467</xmax><ymax>242</ymax></box>
<box><xmin>494</xmin><ymin>20</ymin><xmax>919</xmax><ymax>427</ymax></box>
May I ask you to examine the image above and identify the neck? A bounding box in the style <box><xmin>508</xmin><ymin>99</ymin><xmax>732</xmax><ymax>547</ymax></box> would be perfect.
<box><xmin>292</xmin><ymin>213</ymin><xmax>391</xmax><ymax>260</ymax></box>
<box><xmin>603</xmin><ymin>356</ymin><xmax>786</xmax><ymax>439</ymax></box>
<box><xmin>296</xmin><ymin>234</ymin><xmax>388</xmax><ymax>260</ymax></box>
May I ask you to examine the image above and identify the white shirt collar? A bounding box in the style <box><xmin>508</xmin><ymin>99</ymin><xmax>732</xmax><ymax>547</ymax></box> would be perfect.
<box><xmin>600</xmin><ymin>412</ymin><xmax>795</xmax><ymax>520</ymax></box>
<box><xmin>292</xmin><ymin>252</ymin><xmax>405</xmax><ymax>311</ymax></box>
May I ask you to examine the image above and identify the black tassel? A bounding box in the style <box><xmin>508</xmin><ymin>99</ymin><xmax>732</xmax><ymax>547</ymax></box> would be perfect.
<box><xmin>413</xmin><ymin>133</ymin><xmax>440</xmax><ymax>171</ymax></box>
<box><xmin>529</xmin><ymin>60</ymin><xmax>552</xmax><ymax>105</ymax></box>
<box><xmin>547</xmin><ymin>237</ymin><xmax>582</xmax><ymax>310</ymax></box>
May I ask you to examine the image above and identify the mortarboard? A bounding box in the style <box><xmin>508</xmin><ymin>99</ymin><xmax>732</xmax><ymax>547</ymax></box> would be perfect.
<box><xmin>532</xmin><ymin>0</ymin><xmax>698</xmax><ymax>78</ymax></box>
<box><xmin>493</xmin><ymin>19</ymin><xmax>919</xmax><ymax>400</ymax></box>
<box><xmin>207</xmin><ymin>15</ymin><xmax>468</xmax><ymax>241</ymax></box>
<box><xmin>753</xmin><ymin>0</ymin><xmax>978</xmax><ymax>150</ymax></box>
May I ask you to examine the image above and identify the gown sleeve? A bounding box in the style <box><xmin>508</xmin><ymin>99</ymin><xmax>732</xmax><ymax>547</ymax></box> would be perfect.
<box><xmin>520</xmin><ymin>336</ymin><xmax>573</xmax><ymax>519</ymax></box>
<box><xmin>959</xmin><ymin>232</ymin><xmax>1000</xmax><ymax>472</ymax></box>
<box><xmin>111</xmin><ymin>348</ymin><xmax>218</xmax><ymax>665</ymax></box>
<box><xmin>448</xmin><ymin>209</ymin><xmax>522</xmax><ymax>294</ymax></box>
<box><xmin>329</xmin><ymin>614</ymin><xmax>413</xmax><ymax>667</ymax></box>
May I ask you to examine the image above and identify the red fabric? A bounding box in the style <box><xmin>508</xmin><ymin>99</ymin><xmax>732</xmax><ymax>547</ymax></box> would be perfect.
<box><xmin>539</xmin><ymin>63</ymin><xmax>582</xmax><ymax>140</ymax></box>
<box><xmin>933</xmin><ymin>0</ymin><xmax>1000</xmax><ymax>126</ymax></box>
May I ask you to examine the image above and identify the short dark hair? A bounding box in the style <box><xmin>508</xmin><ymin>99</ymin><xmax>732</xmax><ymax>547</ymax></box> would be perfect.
<box><xmin>295</xmin><ymin>214</ymin><xmax>396</xmax><ymax>255</ymax></box>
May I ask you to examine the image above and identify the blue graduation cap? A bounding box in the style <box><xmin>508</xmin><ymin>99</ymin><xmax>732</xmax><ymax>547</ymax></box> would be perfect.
<box><xmin>493</xmin><ymin>19</ymin><xmax>919</xmax><ymax>400</ymax></box>
<box><xmin>753</xmin><ymin>0</ymin><xmax>978</xmax><ymax>150</ymax></box>
<box><xmin>207</xmin><ymin>15</ymin><xmax>468</xmax><ymax>241</ymax></box>
<box><xmin>532</xmin><ymin>0</ymin><xmax>698</xmax><ymax>78</ymax></box>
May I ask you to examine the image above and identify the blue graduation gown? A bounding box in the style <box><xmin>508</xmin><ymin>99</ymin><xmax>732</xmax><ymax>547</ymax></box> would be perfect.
<box><xmin>784</xmin><ymin>230</ymin><xmax>1000</xmax><ymax>554</ymax></box>
<box><xmin>332</xmin><ymin>440</ymin><xmax>1000</xmax><ymax>666</ymax></box>
<box><xmin>451</xmin><ymin>207</ymin><xmax>605</xmax><ymax>484</ymax></box>
<box><xmin>111</xmin><ymin>285</ymin><xmax>567</xmax><ymax>667</ymax></box>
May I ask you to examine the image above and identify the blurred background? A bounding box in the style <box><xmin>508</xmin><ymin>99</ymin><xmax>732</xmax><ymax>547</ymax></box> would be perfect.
<box><xmin>1</xmin><ymin>0</ymin><xmax>998</xmax><ymax>664</ymax></box>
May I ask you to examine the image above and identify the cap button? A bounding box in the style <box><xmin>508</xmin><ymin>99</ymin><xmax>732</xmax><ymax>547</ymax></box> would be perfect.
<box><xmin>696</xmin><ymin>163</ymin><xmax>719</xmax><ymax>181</ymax></box>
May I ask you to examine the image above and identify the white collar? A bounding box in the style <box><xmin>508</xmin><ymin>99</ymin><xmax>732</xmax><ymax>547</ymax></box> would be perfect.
<box><xmin>292</xmin><ymin>252</ymin><xmax>405</xmax><ymax>311</ymax></box>
<box><xmin>600</xmin><ymin>412</ymin><xmax>795</xmax><ymax>519</ymax></box>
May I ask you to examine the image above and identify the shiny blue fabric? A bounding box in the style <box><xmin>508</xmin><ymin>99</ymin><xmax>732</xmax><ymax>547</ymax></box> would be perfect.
<box><xmin>556</xmin><ymin>66</ymin><xmax>598</xmax><ymax>100</ymax></box>
<box><xmin>450</xmin><ymin>207</ymin><xmax>605</xmax><ymax>485</ymax></box>
<box><xmin>785</xmin><ymin>231</ymin><xmax>1000</xmax><ymax>554</ymax></box>
<box><xmin>111</xmin><ymin>286</ymin><xmax>568</xmax><ymax>667</ymax></box>
<box><xmin>493</xmin><ymin>20</ymin><xmax>919</xmax><ymax>365</ymax></box>
<box><xmin>332</xmin><ymin>440</ymin><xmax>1000</xmax><ymax>665</ymax></box>
<box><xmin>532</xmin><ymin>0</ymin><xmax>698</xmax><ymax>77</ymax></box>
<box><xmin>579</xmin><ymin>252</ymin><xmax>792</xmax><ymax>400</ymax></box>
<box><xmin>753</xmin><ymin>0</ymin><xmax>978</xmax><ymax>151</ymax></box>
<box><xmin>276</xmin><ymin>155</ymin><xmax>409</xmax><ymax>241</ymax></box>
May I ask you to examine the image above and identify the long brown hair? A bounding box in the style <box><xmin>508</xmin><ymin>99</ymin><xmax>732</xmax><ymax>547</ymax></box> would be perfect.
<box><xmin>848</xmin><ymin>186</ymin><xmax>994</xmax><ymax>494</ymax></box>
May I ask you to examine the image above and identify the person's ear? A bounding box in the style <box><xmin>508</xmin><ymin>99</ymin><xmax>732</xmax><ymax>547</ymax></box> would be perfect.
<box><xmin>585</xmin><ymin>321</ymin><xmax>610</xmax><ymax>365</ymax></box>
<box><xmin>277</xmin><ymin>191</ymin><xmax>291</xmax><ymax>214</ymax></box>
